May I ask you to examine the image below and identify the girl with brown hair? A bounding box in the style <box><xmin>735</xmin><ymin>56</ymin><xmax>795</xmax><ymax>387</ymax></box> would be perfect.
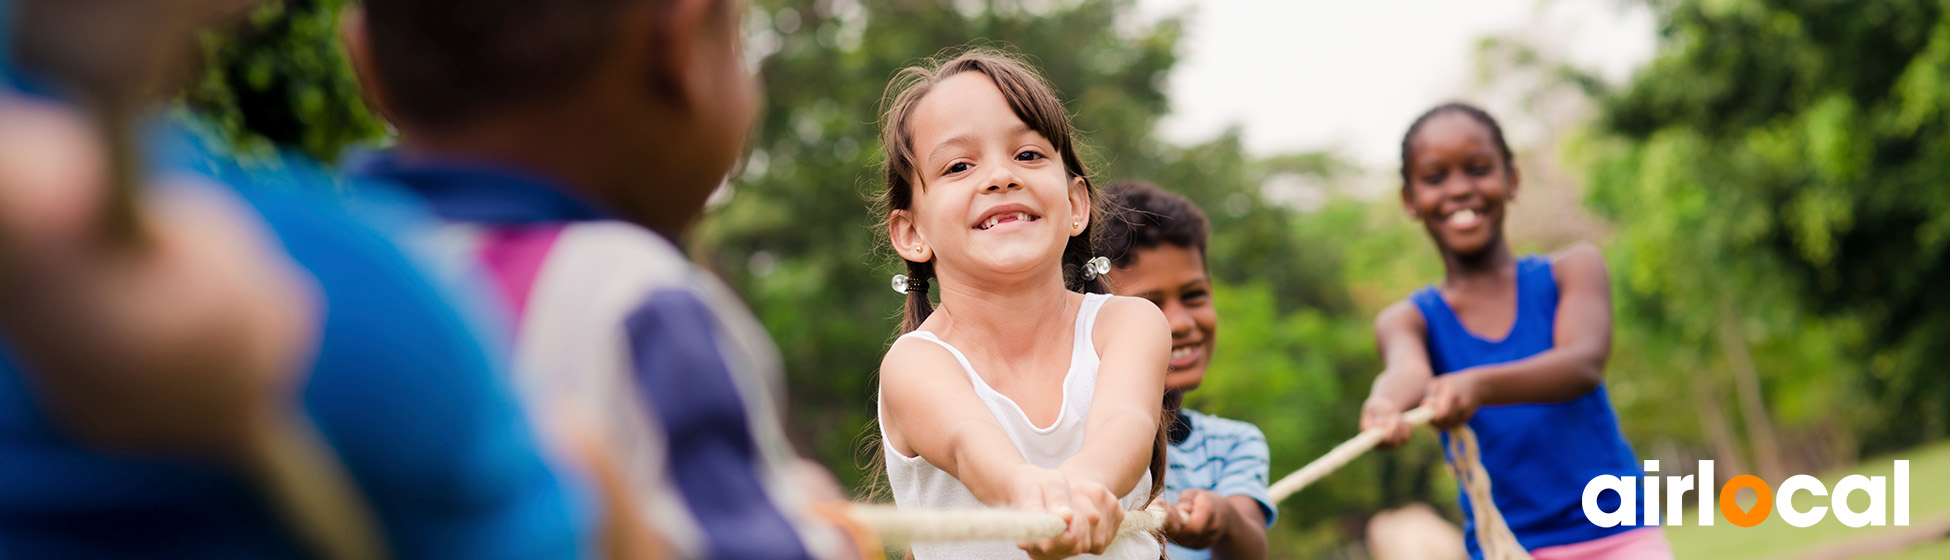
<box><xmin>872</xmin><ymin>48</ymin><xmax>1169</xmax><ymax>559</ymax></box>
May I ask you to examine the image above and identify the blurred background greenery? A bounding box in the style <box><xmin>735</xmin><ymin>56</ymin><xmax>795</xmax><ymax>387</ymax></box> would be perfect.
<box><xmin>188</xmin><ymin>0</ymin><xmax>1950</xmax><ymax>557</ymax></box>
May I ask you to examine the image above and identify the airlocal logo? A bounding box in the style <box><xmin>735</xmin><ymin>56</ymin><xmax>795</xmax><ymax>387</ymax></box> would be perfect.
<box><xmin>1583</xmin><ymin>460</ymin><xmax>1910</xmax><ymax>528</ymax></box>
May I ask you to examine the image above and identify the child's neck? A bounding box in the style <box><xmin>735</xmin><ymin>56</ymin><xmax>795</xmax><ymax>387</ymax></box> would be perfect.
<box><xmin>1440</xmin><ymin>239</ymin><xmax>1517</xmax><ymax>293</ymax></box>
<box><xmin>933</xmin><ymin>271</ymin><xmax>1077</xmax><ymax>367</ymax></box>
<box><xmin>394</xmin><ymin>105</ymin><xmax>703</xmax><ymax>237</ymax></box>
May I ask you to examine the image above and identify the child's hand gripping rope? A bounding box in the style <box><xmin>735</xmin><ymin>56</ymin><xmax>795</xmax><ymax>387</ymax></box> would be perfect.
<box><xmin>842</xmin><ymin>406</ymin><xmax>1532</xmax><ymax>560</ymax></box>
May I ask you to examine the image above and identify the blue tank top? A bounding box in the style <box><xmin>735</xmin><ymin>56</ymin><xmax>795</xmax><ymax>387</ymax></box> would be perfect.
<box><xmin>1410</xmin><ymin>255</ymin><xmax>1643</xmax><ymax>557</ymax></box>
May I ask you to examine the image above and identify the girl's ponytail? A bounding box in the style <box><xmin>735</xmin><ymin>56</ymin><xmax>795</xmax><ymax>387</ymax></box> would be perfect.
<box><xmin>899</xmin><ymin>260</ymin><xmax>935</xmax><ymax>333</ymax></box>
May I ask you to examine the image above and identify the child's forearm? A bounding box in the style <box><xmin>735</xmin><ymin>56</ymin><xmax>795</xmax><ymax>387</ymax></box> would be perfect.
<box><xmin>1457</xmin><ymin>344</ymin><xmax>1604</xmax><ymax>406</ymax></box>
<box><xmin>1366</xmin><ymin>367</ymin><xmax>1431</xmax><ymax>411</ymax></box>
<box><xmin>1058</xmin><ymin>407</ymin><xmax>1157</xmax><ymax>497</ymax></box>
<box><xmin>1211</xmin><ymin>496</ymin><xmax>1268</xmax><ymax>559</ymax></box>
<box><xmin>1368</xmin><ymin>302</ymin><xmax>1434</xmax><ymax>410</ymax></box>
<box><xmin>940</xmin><ymin>421</ymin><xmax>1039</xmax><ymax>506</ymax></box>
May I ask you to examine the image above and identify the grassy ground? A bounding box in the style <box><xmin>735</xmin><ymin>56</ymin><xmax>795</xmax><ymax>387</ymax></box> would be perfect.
<box><xmin>1664</xmin><ymin>441</ymin><xmax>1950</xmax><ymax>559</ymax></box>
<box><xmin>1861</xmin><ymin>537</ymin><xmax>1950</xmax><ymax>560</ymax></box>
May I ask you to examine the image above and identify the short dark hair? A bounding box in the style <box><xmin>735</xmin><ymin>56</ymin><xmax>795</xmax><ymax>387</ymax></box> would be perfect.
<box><xmin>360</xmin><ymin>0</ymin><xmax>640</xmax><ymax>126</ymax></box>
<box><xmin>1097</xmin><ymin>181</ymin><xmax>1210</xmax><ymax>269</ymax></box>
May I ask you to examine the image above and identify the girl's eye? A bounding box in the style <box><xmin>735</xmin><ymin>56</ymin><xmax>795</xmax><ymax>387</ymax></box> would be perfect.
<box><xmin>1016</xmin><ymin>150</ymin><xmax>1045</xmax><ymax>162</ymax></box>
<box><xmin>1184</xmin><ymin>290</ymin><xmax>1209</xmax><ymax>305</ymax></box>
<box><xmin>1466</xmin><ymin>165</ymin><xmax>1492</xmax><ymax>177</ymax></box>
<box><xmin>1421</xmin><ymin>171</ymin><xmax>1446</xmax><ymax>185</ymax></box>
<box><xmin>945</xmin><ymin>162</ymin><xmax>972</xmax><ymax>175</ymax></box>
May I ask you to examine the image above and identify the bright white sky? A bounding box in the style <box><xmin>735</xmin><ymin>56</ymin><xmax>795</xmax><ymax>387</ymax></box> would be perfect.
<box><xmin>1134</xmin><ymin>0</ymin><xmax>1659</xmax><ymax>168</ymax></box>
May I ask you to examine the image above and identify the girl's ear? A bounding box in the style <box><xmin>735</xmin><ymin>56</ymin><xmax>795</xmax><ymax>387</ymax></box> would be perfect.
<box><xmin>888</xmin><ymin>209</ymin><xmax>932</xmax><ymax>263</ymax></box>
<box><xmin>1505</xmin><ymin>163</ymin><xmax>1521</xmax><ymax>202</ymax></box>
<box><xmin>1400</xmin><ymin>184</ymin><xmax>1420</xmax><ymax>221</ymax></box>
<box><xmin>1068</xmin><ymin>176</ymin><xmax>1090</xmax><ymax>236</ymax></box>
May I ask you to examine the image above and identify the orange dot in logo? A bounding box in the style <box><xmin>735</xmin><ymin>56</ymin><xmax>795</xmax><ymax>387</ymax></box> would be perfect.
<box><xmin>1719</xmin><ymin>475</ymin><xmax>1773</xmax><ymax>527</ymax></box>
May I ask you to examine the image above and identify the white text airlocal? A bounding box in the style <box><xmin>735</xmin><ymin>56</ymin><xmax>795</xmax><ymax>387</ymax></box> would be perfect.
<box><xmin>1581</xmin><ymin>460</ymin><xmax>1910</xmax><ymax>528</ymax></box>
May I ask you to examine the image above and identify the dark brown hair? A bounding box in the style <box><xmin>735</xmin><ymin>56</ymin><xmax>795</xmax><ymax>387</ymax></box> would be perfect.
<box><xmin>359</xmin><ymin>0</ymin><xmax>641</xmax><ymax>127</ymax></box>
<box><xmin>1097</xmin><ymin>181</ymin><xmax>1211</xmax><ymax>268</ymax></box>
<box><xmin>872</xmin><ymin>48</ymin><xmax>1165</xmax><ymax>504</ymax></box>
<box><xmin>875</xmin><ymin>48</ymin><xmax>1110</xmax><ymax>333</ymax></box>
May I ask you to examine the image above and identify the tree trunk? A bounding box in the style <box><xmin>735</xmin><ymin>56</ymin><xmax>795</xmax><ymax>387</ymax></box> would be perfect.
<box><xmin>1692</xmin><ymin>372</ymin><xmax>1749</xmax><ymax>479</ymax></box>
<box><xmin>1719</xmin><ymin>300</ymin><xmax>1786</xmax><ymax>482</ymax></box>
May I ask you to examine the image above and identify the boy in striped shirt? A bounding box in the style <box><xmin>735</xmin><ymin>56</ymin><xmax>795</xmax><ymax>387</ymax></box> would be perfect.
<box><xmin>338</xmin><ymin>0</ymin><xmax>857</xmax><ymax>556</ymax></box>
<box><xmin>1100</xmin><ymin>182</ymin><xmax>1274</xmax><ymax>560</ymax></box>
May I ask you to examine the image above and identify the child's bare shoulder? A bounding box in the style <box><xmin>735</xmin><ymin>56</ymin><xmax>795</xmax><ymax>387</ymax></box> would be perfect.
<box><xmin>1089</xmin><ymin>294</ymin><xmax>1170</xmax><ymax>351</ymax></box>
<box><xmin>1375</xmin><ymin>299</ymin><xmax>1426</xmax><ymax>334</ymax></box>
<box><xmin>880</xmin><ymin>334</ymin><xmax>966</xmax><ymax>381</ymax></box>
<box><xmin>1096</xmin><ymin>294</ymin><xmax>1166</xmax><ymax>321</ymax></box>
<box><xmin>1549</xmin><ymin>242</ymin><xmax>1610</xmax><ymax>286</ymax></box>
<box><xmin>1094</xmin><ymin>294</ymin><xmax>1168</xmax><ymax>332</ymax></box>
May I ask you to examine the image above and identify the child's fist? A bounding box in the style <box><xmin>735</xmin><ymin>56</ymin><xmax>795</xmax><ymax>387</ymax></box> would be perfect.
<box><xmin>1162</xmin><ymin>489</ymin><xmax>1231</xmax><ymax>550</ymax></box>
<box><xmin>1361</xmin><ymin>398</ymin><xmax>1415</xmax><ymax>449</ymax></box>
<box><xmin>1421</xmin><ymin>374</ymin><xmax>1482</xmax><ymax>430</ymax></box>
<box><xmin>1012</xmin><ymin>468</ymin><xmax>1122</xmax><ymax>559</ymax></box>
<box><xmin>0</xmin><ymin>99</ymin><xmax>319</xmax><ymax>463</ymax></box>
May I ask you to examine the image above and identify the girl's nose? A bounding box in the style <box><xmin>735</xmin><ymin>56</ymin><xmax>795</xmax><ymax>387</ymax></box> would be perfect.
<box><xmin>983</xmin><ymin>167</ymin><xmax>1023</xmax><ymax>192</ymax></box>
<box><xmin>1443</xmin><ymin>173</ymin><xmax>1478</xmax><ymax>199</ymax></box>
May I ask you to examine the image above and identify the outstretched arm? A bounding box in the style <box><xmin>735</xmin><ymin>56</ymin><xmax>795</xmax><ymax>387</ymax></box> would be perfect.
<box><xmin>879</xmin><ymin>338</ymin><xmax>1041</xmax><ymax>506</ymax></box>
<box><xmin>1054</xmin><ymin>296</ymin><xmax>1169</xmax><ymax>555</ymax></box>
<box><xmin>1161</xmin><ymin>421</ymin><xmax>1272</xmax><ymax>559</ymax></box>
<box><xmin>1361</xmin><ymin>300</ymin><xmax>1434</xmax><ymax>448</ymax></box>
<box><xmin>1422</xmin><ymin>244</ymin><xmax>1613</xmax><ymax>428</ymax></box>
<box><xmin>1070</xmin><ymin>296</ymin><xmax>1169</xmax><ymax>496</ymax></box>
<box><xmin>882</xmin><ymin>338</ymin><xmax>1108</xmax><ymax>559</ymax></box>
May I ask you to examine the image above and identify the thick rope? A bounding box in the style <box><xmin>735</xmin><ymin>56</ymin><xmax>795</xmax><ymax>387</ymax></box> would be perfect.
<box><xmin>843</xmin><ymin>501</ymin><xmax>1169</xmax><ymax>545</ymax></box>
<box><xmin>1444</xmin><ymin>423</ymin><xmax>1529</xmax><ymax>560</ymax></box>
<box><xmin>1267</xmin><ymin>407</ymin><xmax>1436</xmax><ymax>502</ymax></box>
<box><xmin>247</xmin><ymin>417</ymin><xmax>389</xmax><ymax>560</ymax></box>
<box><xmin>846</xmin><ymin>406</ymin><xmax>1532</xmax><ymax>560</ymax></box>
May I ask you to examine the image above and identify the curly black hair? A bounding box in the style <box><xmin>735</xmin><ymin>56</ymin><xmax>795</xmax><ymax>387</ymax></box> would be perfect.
<box><xmin>1097</xmin><ymin>181</ymin><xmax>1210</xmax><ymax>269</ymax></box>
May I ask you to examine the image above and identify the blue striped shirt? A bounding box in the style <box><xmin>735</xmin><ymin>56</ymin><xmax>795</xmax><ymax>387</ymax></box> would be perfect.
<box><xmin>1163</xmin><ymin>408</ymin><xmax>1276</xmax><ymax>560</ymax></box>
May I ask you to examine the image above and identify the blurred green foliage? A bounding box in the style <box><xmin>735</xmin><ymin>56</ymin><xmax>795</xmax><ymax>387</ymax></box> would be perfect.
<box><xmin>1587</xmin><ymin>0</ymin><xmax>1950</xmax><ymax>466</ymax></box>
<box><xmin>185</xmin><ymin>0</ymin><xmax>1950</xmax><ymax>556</ymax></box>
<box><xmin>187</xmin><ymin>0</ymin><xmax>382</xmax><ymax>162</ymax></box>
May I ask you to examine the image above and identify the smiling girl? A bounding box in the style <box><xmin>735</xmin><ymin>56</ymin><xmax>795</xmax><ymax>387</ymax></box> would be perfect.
<box><xmin>872</xmin><ymin>50</ymin><xmax>1169</xmax><ymax>560</ymax></box>
<box><xmin>1359</xmin><ymin>103</ymin><xmax>1672</xmax><ymax>560</ymax></box>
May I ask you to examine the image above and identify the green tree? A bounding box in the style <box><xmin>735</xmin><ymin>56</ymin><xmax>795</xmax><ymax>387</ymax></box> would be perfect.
<box><xmin>188</xmin><ymin>0</ymin><xmax>382</xmax><ymax>162</ymax></box>
<box><xmin>1586</xmin><ymin>0</ymin><xmax>1950</xmax><ymax>462</ymax></box>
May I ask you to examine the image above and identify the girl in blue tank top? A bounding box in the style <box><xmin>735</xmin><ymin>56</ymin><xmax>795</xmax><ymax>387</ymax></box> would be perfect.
<box><xmin>1359</xmin><ymin>104</ymin><xmax>1673</xmax><ymax>560</ymax></box>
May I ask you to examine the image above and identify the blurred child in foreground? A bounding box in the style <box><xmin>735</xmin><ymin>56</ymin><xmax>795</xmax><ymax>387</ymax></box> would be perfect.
<box><xmin>0</xmin><ymin>0</ymin><xmax>593</xmax><ymax>556</ymax></box>
<box><xmin>340</xmin><ymin>0</ymin><xmax>858</xmax><ymax>556</ymax></box>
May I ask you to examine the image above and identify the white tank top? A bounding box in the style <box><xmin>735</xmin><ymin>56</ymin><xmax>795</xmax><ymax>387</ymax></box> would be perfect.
<box><xmin>881</xmin><ymin>292</ymin><xmax>1161</xmax><ymax>559</ymax></box>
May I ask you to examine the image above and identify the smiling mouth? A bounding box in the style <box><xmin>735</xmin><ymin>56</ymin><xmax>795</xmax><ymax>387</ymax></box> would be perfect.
<box><xmin>1446</xmin><ymin>208</ymin><xmax>1483</xmax><ymax>229</ymax></box>
<box><xmin>976</xmin><ymin>211</ymin><xmax>1038</xmax><ymax>230</ymax></box>
<box><xmin>1169</xmin><ymin>343</ymin><xmax>1202</xmax><ymax>368</ymax></box>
